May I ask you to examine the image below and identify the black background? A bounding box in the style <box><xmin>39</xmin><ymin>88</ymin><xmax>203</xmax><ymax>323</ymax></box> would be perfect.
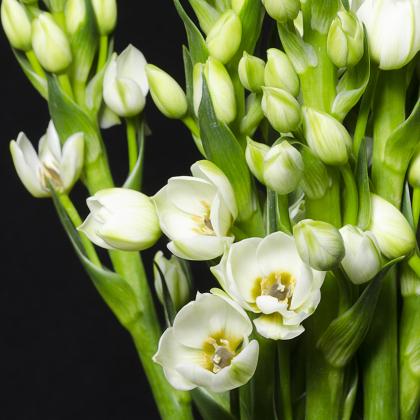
<box><xmin>0</xmin><ymin>2</ymin><xmax>204</xmax><ymax>419</ymax></box>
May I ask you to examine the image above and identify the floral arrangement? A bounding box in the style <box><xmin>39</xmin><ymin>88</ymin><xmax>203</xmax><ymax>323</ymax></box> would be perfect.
<box><xmin>2</xmin><ymin>0</ymin><xmax>420</xmax><ymax>419</ymax></box>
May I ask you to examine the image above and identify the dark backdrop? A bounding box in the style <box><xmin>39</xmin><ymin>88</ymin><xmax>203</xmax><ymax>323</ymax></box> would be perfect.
<box><xmin>0</xmin><ymin>3</ymin><xmax>202</xmax><ymax>419</ymax></box>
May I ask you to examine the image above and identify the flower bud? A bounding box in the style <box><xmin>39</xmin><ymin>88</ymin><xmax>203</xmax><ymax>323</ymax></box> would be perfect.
<box><xmin>193</xmin><ymin>62</ymin><xmax>204</xmax><ymax>116</ymax></box>
<box><xmin>262</xmin><ymin>0</ymin><xmax>300</xmax><ymax>23</ymax></box>
<box><xmin>146</xmin><ymin>64</ymin><xmax>188</xmax><ymax>119</ymax></box>
<box><xmin>238</xmin><ymin>52</ymin><xmax>265</xmax><ymax>92</ymax></box>
<box><xmin>206</xmin><ymin>10</ymin><xmax>242</xmax><ymax>64</ymax></box>
<box><xmin>79</xmin><ymin>188</ymin><xmax>161</xmax><ymax>251</ymax></box>
<box><xmin>408</xmin><ymin>149</ymin><xmax>420</xmax><ymax>188</ymax></box>
<box><xmin>327</xmin><ymin>10</ymin><xmax>364</xmax><ymax>68</ymax></box>
<box><xmin>1</xmin><ymin>0</ymin><xmax>32</xmax><ymax>51</ymax></box>
<box><xmin>302</xmin><ymin>106</ymin><xmax>351</xmax><ymax>166</ymax></box>
<box><xmin>368</xmin><ymin>194</ymin><xmax>416</xmax><ymax>259</ymax></box>
<box><xmin>261</xmin><ymin>87</ymin><xmax>302</xmax><ymax>133</ymax></box>
<box><xmin>92</xmin><ymin>0</ymin><xmax>117</xmax><ymax>36</ymax></box>
<box><xmin>264</xmin><ymin>48</ymin><xmax>299</xmax><ymax>97</ymax></box>
<box><xmin>32</xmin><ymin>12</ymin><xmax>72</xmax><ymax>73</ymax></box>
<box><xmin>204</xmin><ymin>57</ymin><xmax>236</xmax><ymax>124</ymax></box>
<box><xmin>339</xmin><ymin>225</ymin><xmax>382</xmax><ymax>284</ymax></box>
<box><xmin>294</xmin><ymin>219</ymin><xmax>345</xmax><ymax>271</ymax></box>
<box><xmin>153</xmin><ymin>251</ymin><xmax>190</xmax><ymax>311</ymax></box>
<box><xmin>240</xmin><ymin>93</ymin><xmax>264</xmax><ymax>136</ymax></box>
<box><xmin>64</xmin><ymin>0</ymin><xmax>86</xmax><ymax>36</ymax></box>
<box><xmin>246</xmin><ymin>138</ymin><xmax>303</xmax><ymax>194</ymax></box>
<box><xmin>43</xmin><ymin>0</ymin><xmax>66</xmax><ymax>12</ymax></box>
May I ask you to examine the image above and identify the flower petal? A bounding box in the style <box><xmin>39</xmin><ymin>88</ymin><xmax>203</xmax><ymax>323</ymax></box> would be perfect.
<box><xmin>253</xmin><ymin>313</ymin><xmax>304</xmax><ymax>340</ymax></box>
<box><xmin>60</xmin><ymin>132</ymin><xmax>84</xmax><ymax>191</ymax></box>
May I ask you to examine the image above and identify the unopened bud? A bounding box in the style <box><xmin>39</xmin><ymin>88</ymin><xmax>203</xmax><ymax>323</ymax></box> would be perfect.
<box><xmin>1</xmin><ymin>0</ymin><xmax>32</xmax><ymax>51</ymax></box>
<box><xmin>261</xmin><ymin>0</ymin><xmax>300</xmax><ymax>23</ymax></box>
<box><xmin>64</xmin><ymin>0</ymin><xmax>86</xmax><ymax>36</ymax></box>
<box><xmin>408</xmin><ymin>149</ymin><xmax>420</xmax><ymax>189</ymax></box>
<box><xmin>238</xmin><ymin>52</ymin><xmax>265</xmax><ymax>92</ymax></box>
<box><xmin>92</xmin><ymin>0</ymin><xmax>117</xmax><ymax>36</ymax></box>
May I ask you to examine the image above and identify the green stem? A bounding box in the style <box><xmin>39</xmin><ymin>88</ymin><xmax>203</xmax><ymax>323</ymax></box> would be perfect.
<box><xmin>58</xmin><ymin>193</ymin><xmax>101</xmax><ymax>267</ymax></box>
<box><xmin>277</xmin><ymin>341</ymin><xmax>293</xmax><ymax>420</ymax></box>
<box><xmin>413</xmin><ymin>188</ymin><xmax>420</xmax><ymax>231</ymax></box>
<box><xmin>96</xmin><ymin>35</ymin><xmax>109</xmax><ymax>73</ymax></box>
<box><xmin>340</xmin><ymin>164</ymin><xmax>359</xmax><ymax>226</ymax></box>
<box><xmin>26</xmin><ymin>50</ymin><xmax>46</xmax><ymax>78</ymax></box>
<box><xmin>58</xmin><ymin>73</ymin><xmax>75</xmax><ymax>100</ymax></box>
<box><xmin>182</xmin><ymin>116</ymin><xmax>206</xmax><ymax>156</ymax></box>
<box><xmin>277</xmin><ymin>194</ymin><xmax>292</xmax><ymax>234</ymax></box>
<box><xmin>74</xmin><ymin>80</ymin><xmax>86</xmax><ymax>107</ymax></box>
<box><xmin>126</xmin><ymin>117</ymin><xmax>138</xmax><ymax>172</ymax></box>
<box><xmin>408</xmin><ymin>254</ymin><xmax>420</xmax><ymax>278</ymax></box>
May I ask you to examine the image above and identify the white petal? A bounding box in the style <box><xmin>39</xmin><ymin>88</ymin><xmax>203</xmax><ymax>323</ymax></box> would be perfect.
<box><xmin>16</xmin><ymin>132</ymin><xmax>41</xmax><ymax>171</ymax></box>
<box><xmin>210</xmin><ymin>194</ymin><xmax>233</xmax><ymax>236</ymax></box>
<box><xmin>253</xmin><ymin>313</ymin><xmax>305</xmax><ymax>340</ymax></box>
<box><xmin>78</xmin><ymin>211</ymin><xmax>113</xmax><ymax>249</ymax></box>
<box><xmin>289</xmin><ymin>265</ymin><xmax>315</xmax><ymax>310</ymax></box>
<box><xmin>256</xmin><ymin>295</ymin><xmax>288</xmax><ymax>314</ymax></box>
<box><xmin>60</xmin><ymin>132</ymin><xmax>84</xmax><ymax>191</ymax></box>
<box><xmin>99</xmin><ymin>105</ymin><xmax>122</xmax><ymax>129</ymax></box>
<box><xmin>44</xmin><ymin>120</ymin><xmax>61</xmax><ymax>160</ymax></box>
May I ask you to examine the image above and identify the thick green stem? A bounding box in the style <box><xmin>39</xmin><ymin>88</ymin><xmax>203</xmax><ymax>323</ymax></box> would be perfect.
<box><xmin>413</xmin><ymin>188</ymin><xmax>420</xmax><ymax>231</ymax></box>
<box><xmin>96</xmin><ymin>35</ymin><xmax>108</xmax><ymax>73</ymax></box>
<box><xmin>26</xmin><ymin>50</ymin><xmax>46</xmax><ymax>78</ymax></box>
<box><xmin>340</xmin><ymin>164</ymin><xmax>359</xmax><ymax>226</ymax></box>
<box><xmin>58</xmin><ymin>73</ymin><xmax>75</xmax><ymax>101</ymax></box>
<box><xmin>277</xmin><ymin>342</ymin><xmax>293</xmax><ymax>420</ymax></box>
<box><xmin>126</xmin><ymin>117</ymin><xmax>138</xmax><ymax>172</ymax></box>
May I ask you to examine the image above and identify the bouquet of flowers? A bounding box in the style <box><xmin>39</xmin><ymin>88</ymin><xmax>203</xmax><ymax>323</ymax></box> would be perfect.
<box><xmin>2</xmin><ymin>0</ymin><xmax>420</xmax><ymax>418</ymax></box>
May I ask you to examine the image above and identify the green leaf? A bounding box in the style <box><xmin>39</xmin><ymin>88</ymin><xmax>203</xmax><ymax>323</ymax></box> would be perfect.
<box><xmin>402</xmin><ymin>182</ymin><xmax>415</xmax><ymax>230</ymax></box>
<box><xmin>50</xmin><ymin>189</ymin><xmax>140</xmax><ymax>328</ymax></box>
<box><xmin>303</xmin><ymin>0</ymin><xmax>340</xmax><ymax>34</ymax></box>
<box><xmin>265</xmin><ymin>189</ymin><xmax>278</xmax><ymax>235</ymax></box>
<box><xmin>153</xmin><ymin>261</ymin><xmax>177</xmax><ymax>327</ymax></box>
<box><xmin>191</xmin><ymin>388</ymin><xmax>235</xmax><ymax>420</ymax></box>
<box><xmin>332</xmin><ymin>35</ymin><xmax>370</xmax><ymax>121</ymax></box>
<box><xmin>182</xmin><ymin>46</ymin><xmax>195</xmax><ymax>115</ymax></box>
<box><xmin>173</xmin><ymin>0</ymin><xmax>208</xmax><ymax>64</ymax></box>
<box><xmin>13</xmin><ymin>50</ymin><xmax>48</xmax><ymax>99</ymax></box>
<box><xmin>317</xmin><ymin>257</ymin><xmax>404</xmax><ymax>368</ymax></box>
<box><xmin>123</xmin><ymin>120</ymin><xmax>145</xmax><ymax>191</ymax></box>
<box><xmin>188</xmin><ymin>0</ymin><xmax>220</xmax><ymax>34</ymax></box>
<box><xmin>238</xmin><ymin>0</ymin><xmax>264</xmax><ymax>54</ymax></box>
<box><xmin>341</xmin><ymin>363</ymin><xmax>358</xmax><ymax>420</ymax></box>
<box><xmin>198</xmin><ymin>79</ymin><xmax>256</xmax><ymax>222</ymax></box>
<box><xmin>356</xmin><ymin>137</ymin><xmax>371</xmax><ymax>230</ymax></box>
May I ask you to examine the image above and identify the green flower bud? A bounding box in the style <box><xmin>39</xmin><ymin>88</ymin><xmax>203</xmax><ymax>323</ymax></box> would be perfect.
<box><xmin>206</xmin><ymin>10</ymin><xmax>242</xmax><ymax>64</ymax></box>
<box><xmin>264</xmin><ymin>48</ymin><xmax>299</xmax><ymax>97</ymax></box>
<box><xmin>246</xmin><ymin>138</ymin><xmax>304</xmax><ymax>194</ymax></box>
<box><xmin>327</xmin><ymin>10</ymin><xmax>364</xmax><ymax>68</ymax></box>
<box><xmin>294</xmin><ymin>219</ymin><xmax>345</xmax><ymax>271</ymax></box>
<box><xmin>261</xmin><ymin>87</ymin><xmax>302</xmax><ymax>133</ymax></box>
<box><xmin>240</xmin><ymin>93</ymin><xmax>264</xmax><ymax>136</ymax></box>
<box><xmin>231</xmin><ymin>0</ymin><xmax>245</xmax><ymax>13</ymax></box>
<box><xmin>64</xmin><ymin>0</ymin><xmax>86</xmax><ymax>36</ymax></box>
<box><xmin>408</xmin><ymin>149</ymin><xmax>420</xmax><ymax>188</ymax></box>
<box><xmin>302</xmin><ymin>106</ymin><xmax>351</xmax><ymax>166</ymax></box>
<box><xmin>339</xmin><ymin>225</ymin><xmax>382</xmax><ymax>285</ymax></box>
<box><xmin>32</xmin><ymin>12</ymin><xmax>72</xmax><ymax>73</ymax></box>
<box><xmin>204</xmin><ymin>57</ymin><xmax>236</xmax><ymax>124</ymax></box>
<box><xmin>146</xmin><ymin>64</ymin><xmax>188</xmax><ymax>119</ymax></box>
<box><xmin>1</xmin><ymin>0</ymin><xmax>32</xmax><ymax>51</ymax></box>
<box><xmin>92</xmin><ymin>0</ymin><xmax>117</xmax><ymax>36</ymax></box>
<box><xmin>261</xmin><ymin>0</ymin><xmax>300</xmax><ymax>23</ymax></box>
<box><xmin>238</xmin><ymin>52</ymin><xmax>265</xmax><ymax>92</ymax></box>
<box><xmin>43</xmin><ymin>0</ymin><xmax>66</xmax><ymax>12</ymax></box>
<box><xmin>193</xmin><ymin>62</ymin><xmax>204</xmax><ymax>116</ymax></box>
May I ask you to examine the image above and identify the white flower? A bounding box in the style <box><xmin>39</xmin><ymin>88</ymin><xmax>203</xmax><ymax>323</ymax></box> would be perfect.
<box><xmin>103</xmin><ymin>45</ymin><xmax>149</xmax><ymax>117</ymax></box>
<box><xmin>153</xmin><ymin>160</ymin><xmax>238</xmax><ymax>261</ymax></box>
<box><xmin>10</xmin><ymin>121</ymin><xmax>84</xmax><ymax>197</ymax></box>
<box><xmin>153</xmin><ymin>292</ymin><xmax>259</xmax><ymax>392</ymax></box>
<box><xmin>1</xmin><ymin>0</ymin><xmax>32</xmax><ymax>51</ymax></box>
<box><xmin>154</xmin><ymin>251</ymin><xmax>190</xmax><ymax>311</ymax></box>
<box><xmin>79</xmin><ymin>188</ymin><xmax>161</xmax><ymax>251</ymax></box>
<box><xmin>357</xmin><ymin>0</ymin><xmax>420</xmax><ymax>70</ymax></box>
<box><xmin>211</xmin><ymin>232</ymin><xmax>325</xmax><ymax>340</ymax></box>
<box><xmin>339</xmin><ymin>225</ymin><xmax>382</xmax><ymax>284</ymax></box>
<box><xmin>368</xmin><ymin>194</ymin><xmax>416</xmax><ymax>259</ymax></box>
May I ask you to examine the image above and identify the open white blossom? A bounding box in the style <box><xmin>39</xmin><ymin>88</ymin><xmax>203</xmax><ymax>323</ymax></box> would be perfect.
<box><xmin>212</xmin><ymin>232</ymin><xmax>325</xmax><ymax>340</ymax></box>
<box><xmin>153</xmin><ymin>292</ymin><xmax>259</xmax><ymax>392</ymax></box>
<box><xmin>10</xmin><ymin>121</ymin><xmax>84</xmax><ymax>197</ymax></box>
<box><xmin>153</xmin><ymin>160</ymin><xmax>238</xmax><ymax>261</ymax></box>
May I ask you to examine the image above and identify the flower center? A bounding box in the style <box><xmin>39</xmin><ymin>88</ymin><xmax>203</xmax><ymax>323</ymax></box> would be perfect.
<box><xmin>259</xmin><ymin>272</ymin><xmax>296</xmax><ymax>307</ymax></box>
<box><xmin>40</xmin><ymin>164</ymin><xmax>63</xmax><ymax>191</ymax></box>
<box><xmin>192</xmin><ymin>201</ymin><xmax>215</xmax><ymax>236</ymax></box>
<box><xmin>202</xmin><ymin>334</ymin><xmax>241</xmax><ymax>373</ymax></box>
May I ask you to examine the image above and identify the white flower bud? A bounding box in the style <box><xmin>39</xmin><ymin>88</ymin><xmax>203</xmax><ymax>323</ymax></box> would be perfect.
<box><xmin>153</xmin><ymin>251</ymin><xmax>190</xmax><ymax>311</ymax></box>
<box><xmin>302</xmin><ymin>106</ymin><xmax>351</xmax><ymax>166</ymax></box>
<box><xmin>327</xmin><ymin>10</ymin><xmax>364</xmax><ymax>68</ymax></box>
<box><xmin>206</xmin><ymin>10</ymin><xmax>242</xmax><ymax>64</ymax></box>
<box><xmin>79</xmin><ymin>188</ymin><xmax>161</xmax><ymax>251</ymax></box>
<box><xmin>1</xmin><ymin>0</ymin><xmax>32</xmax><ymax>51</ymax></box>
<box><xmin>146</xmin><ymin>64</ymin><xmax>188</xmax><ymax>119</ymax></box>
<box><xmin>261</xmin><ymin>87</ymin><xmax>302</xmax><ymax>133</ymax></box>
<box><xmin>204</xmin><ymin>57</ymin><xmax>236</xmax><ymax>124</ymax></box>
<box><xmin>32</xmin><ymin>12</ymin><xmax>72</xmax><ymax>73</ymax></box>
<box><xmin>264</xmin><ymin>48</ymin><xmax>299</xmax><ymax>97</ymax></box>
<box><xmin>357</xmin><ymin>0</ymin><xmax>420</xmax><ymax>70</ymax></box>
<box><xmin>246</xmin><ymin>138</ymin><xmax>303</xmax><ymax>194</ymax></box>
<box><xmin>294</xmin><ymin>219</ymin><xmax>345</xmax><ymax>271</ymax></box>
<box><xmin>261</xmin><ymin>0</ymin><xmax>300</xmax><ymax>23</ymax></box>
<box><xmin>193</xmin><ymin>62</ymin><xmax>204</xmax><ymax>117</ymax></box>
<box><xmin>368</xmin><ymin>194</ymin><xmax>416</xmax><ymax>259</ymax></box>
<box><xmin>339</xmin><ymin>225</ymin><xmax>382</xmax><ymax>284</ymax></box>
<box><xmin>92</xmin><ymin>0</ymin><xmax>117</xmax><ymax>36</ymax></box>
<box><xmin>103</xmin><ymin>45</ymin><xmax>149</xmax><ymax>117</ymax></box>
<box><xmin>64</xmin><ymin>0</ymin><xmax>86</xmax><ymax>36</ymax></box>
<box><xmin>238</xmin><ymin>52</ymin><xmax>265</xmax><ymax>92</ymax></box>
<box><xmin>408</xmin><ymin>149</ymin><xmax>420</xmax><ymax>189</ymax></box>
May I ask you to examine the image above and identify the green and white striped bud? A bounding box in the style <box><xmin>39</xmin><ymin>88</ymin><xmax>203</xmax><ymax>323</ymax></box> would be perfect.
<box><xmin>408</xmin><ymin>149</ymin><xmax>420</xmax><ymax>189</ymax></box>
<box><xmin>64</xmin><ymin>0</ymin><xmax>86</xmax><ymax>36</ymax></box>
<box><xmin>92</xmin><ymin>0</ymin><xmax>117</xmax><ymax>35</ymax></box>
<box><xmin>261</xmin><ymin>0</ymin><xmax>300</xmax><ymax>23</ymax></box>
<box><xmin>294</xmin><ymin>219</ymin><xmax>345</xmax><ymax>271</ymax></box>
<box><xmin>32</xmin><ymin>12</ymin><xmax>72</xmax><ymax>73</ymax></box>
<box><xmin>238</xmin><ymin>52</ymin><xmax>265</xmax><ymax>92</ymax></box>
<box><xmin>246</xmin><ymin>138</ymin><xmax>304</xmax><ymax>194</ymax></box>
<box><xmin>206</xmin><ymin>10</ymin><xmax>242</xmax><ymax>64</ymax></box>
<box><xmin>302</xmin><ymin>107</ymin><xmax>351</xmax><ymax>166</ymax></box>
<box><xmin>262</xmin><ymin>87</ymin><xmax>302</xmax><ymax>133</ymax></box>
<box><xmin>327</xmin><ymin>10</ymin><xmax>364</xmax><ymax>68</ymax></box>
<box><xmin>264</xmin><ymin>48</ymin><xmax>299</xmax><ymax>97</ymax></box>
<box><xmin>146</xmin><ymin>64</ymin><xmax>188</xmax><ymax>119</ymax></box>
<box><xmin>1</xmin><ymin>0</ymin><xmax>32</xmax><ymax>51</ymax></box>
